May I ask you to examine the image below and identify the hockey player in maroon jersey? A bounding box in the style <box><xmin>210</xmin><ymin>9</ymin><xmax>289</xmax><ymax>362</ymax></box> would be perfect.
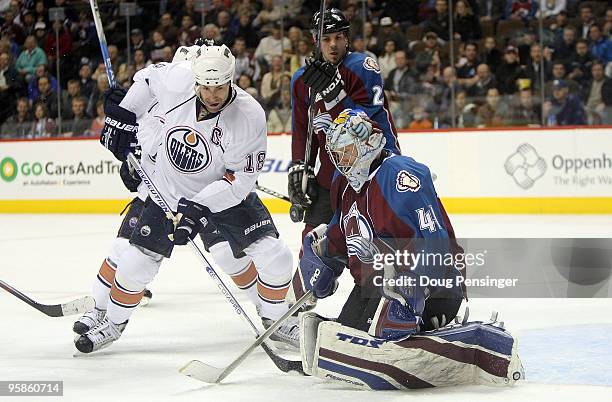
<box><xmin>294</xmin><ymin>109</ymin><xmax>523</xmax><ymax>390</ymax></box>
<box><xmin>287</xmin><ymin>8</ymin><xmax>400</xmax><ymax>305</ymax></box>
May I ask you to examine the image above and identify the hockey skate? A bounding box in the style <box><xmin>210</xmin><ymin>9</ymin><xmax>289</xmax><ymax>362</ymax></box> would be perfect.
<box><xmin>74</xmin><ymin>317</ymin><xmax>127</xmax><ymax>354</ymax></box>
<box><xmin>73</xmin><ymin>307</ymin><xmax>106</xmax><ymax>335</ymax></box>
<box><xmin>140</xmin><ymin>288</ymin><xmax>153</xmax><ymax>307</ymax></box>
<box><xmin>262</xmin><ymin>315</ymin><xmax>300</xmax><ymax>350</ymax></box>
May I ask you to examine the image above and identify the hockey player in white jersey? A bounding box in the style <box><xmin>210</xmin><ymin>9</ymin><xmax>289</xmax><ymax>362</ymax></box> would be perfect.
<box><xmin>75</xmin><ymin>43</ymin><xmax>297</xmax><ymax>353</ymax></box>
<box><xmin>72</xmin><ymin>45</ymin><xmax>201</xmax><ymax>335</ymax></box>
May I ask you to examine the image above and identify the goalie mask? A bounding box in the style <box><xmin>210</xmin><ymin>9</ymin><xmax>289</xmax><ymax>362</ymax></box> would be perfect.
<box><xmin>325</xmin><ymin>109</ymin><xmax>385</xmax><ymax>192</ymax></box>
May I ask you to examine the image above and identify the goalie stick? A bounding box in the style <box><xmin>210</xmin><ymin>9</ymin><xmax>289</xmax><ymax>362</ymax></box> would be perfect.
<box><xmin>0</xmin><ymin>279</ymin><xmax>95</xmax><ymax>317</ymax></box>
<box><xmin>126</xmin><ymin>153</ymin><xmax>304</xmax><ymax>375</ymax></box>
<box><xmin>180</xmin><ymin>290</ymin><xmax>313</xmax><ymax>383</ymax></box>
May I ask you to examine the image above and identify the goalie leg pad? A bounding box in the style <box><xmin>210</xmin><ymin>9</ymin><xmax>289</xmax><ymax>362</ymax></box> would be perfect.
<box><xmin>310</xmin><ymin>321</ymin><xmax>523</xmax><ymax>390</ymax></box>
<box><xmin>299</xmin><ymin>311</ymin><xmax>327</xmax><ymax>375</ymax></box>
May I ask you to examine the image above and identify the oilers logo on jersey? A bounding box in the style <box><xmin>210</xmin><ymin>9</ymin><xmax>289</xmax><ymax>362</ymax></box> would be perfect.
<box><xmin>342</xmin><ymin>202</ymin><xmax>379</xmax><ymax>264</ymax></box>
<box><xmin>165</xmin><ymin>126</ymin><xmax>212</xmax><ymax>173</ymax></box>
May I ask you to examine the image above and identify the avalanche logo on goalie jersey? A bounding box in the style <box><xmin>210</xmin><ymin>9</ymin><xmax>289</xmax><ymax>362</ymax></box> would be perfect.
<box><xmin>343</xmin><ymin>202</ymin><xmax>379</xmax><ymax>264</ymax></box>
<box><xmin>165</xmin><ymin>126</ymin><xmax>211</xmax><ymax>173</ymax></box>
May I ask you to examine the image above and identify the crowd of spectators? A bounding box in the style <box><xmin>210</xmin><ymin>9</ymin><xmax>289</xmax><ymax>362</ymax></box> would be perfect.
<box><xmin>0</xmin><ymin>0</ymin><xmax>611</xmax><ymax>139</ymax></box>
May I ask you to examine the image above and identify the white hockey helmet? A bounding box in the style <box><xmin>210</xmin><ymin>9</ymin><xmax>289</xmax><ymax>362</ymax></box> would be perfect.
<box><xmin>326</xmin><ymin>108</ymin><xmax>385</xmax><ymax>191</ymax></box>
<box><xmin>172</xmin><ymin>45</ymin><xmax>200</xmax><ymax>62</ymax></box>
<box><xmin>191</xmin><ymin>43</ymin><xmax>235</xmax><ymax>87</ymax></box>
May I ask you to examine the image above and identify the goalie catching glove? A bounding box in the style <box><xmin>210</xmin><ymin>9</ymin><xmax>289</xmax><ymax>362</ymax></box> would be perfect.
<box><xmin>302</xmin><ymin>58</ymin><xmax>345</xmax><ymax>104</ymax></box>
<box><xmin>168</xmin><ymin>197</ymin><xmax>211</xmax><ymax>245</ymax></box>
<box><xmin>100</xmin><ymin>86</ymin><xmax>139</xmax><ymax>162</ymax></box>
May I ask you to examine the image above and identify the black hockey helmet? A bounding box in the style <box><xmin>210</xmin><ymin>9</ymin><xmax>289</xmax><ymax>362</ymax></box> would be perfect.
<box><xmin>311</xmin><ymin>8</ymin><xmax>350</xmax><ymax>40</ymax></box>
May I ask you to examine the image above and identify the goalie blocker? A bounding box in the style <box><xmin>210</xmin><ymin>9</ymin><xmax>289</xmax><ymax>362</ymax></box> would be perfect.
<box><xmin>300</xmin><ymin>312</ymin><xmax>524</xmax><ymax>390</ymax></box>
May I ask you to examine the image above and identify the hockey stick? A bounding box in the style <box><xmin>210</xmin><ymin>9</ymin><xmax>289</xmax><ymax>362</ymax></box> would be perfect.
<box><xmin>256</xmin><ymin>184</ymin><xmax>290</xmax><ymax>202</ymax></box>
<box><xmin>180</xmin><ymin>290</ymin><xmax>313</xmax><ymax>383</ymax></box>
<box><xmin>88</xmin><ymin>0</ymin><xmax>115</xmax><ymax>86</ymax></box>
<box><xmin>0</xmin><ymin>279</ymin><xmax>95</xmax><ymax>317</ymax></box>
<box><xmin>126</xmin><ymin>153</ymin><xmax>303</xmax><ymax>374</ymax></box>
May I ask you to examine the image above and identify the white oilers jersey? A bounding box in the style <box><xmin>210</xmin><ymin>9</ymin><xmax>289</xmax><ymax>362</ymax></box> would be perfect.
<box><xmin>120</xmin><ymin>61</ymin><xmax>267</xmax><ymax>212</ymax></box>
<box><xmin>136</xmin><ymin>101</ymin><xmax>164</xmax><ymax>201</ymax></box>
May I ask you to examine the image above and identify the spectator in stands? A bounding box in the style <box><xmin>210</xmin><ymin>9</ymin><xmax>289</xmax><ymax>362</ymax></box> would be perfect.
<box><xmin>15</xmin><ymin>35</ymin><xmax>47</xmax><ymax>82</ymax></box>
<box><xmin>604</xmin><ymin>8</ymin><xmax>612</xmax><ymax>38</ymax></box>
<box><xmin>88</xmin><ymin>100</ymin><xmax>104</xmax><ymax>137</ymax></box>
<box><xmin>253</xmin><ymin>0</ymin><xmax>282</xmax><ymax>35</ymax></box>
<box><xmin>78</xmin><ymin>61</ymin><xmax>95</xmax><ymax>99</ymax></box>
<box><xmin>554</xmin><ymin>26</ymin><xmax>577</xmax><ymax>62</ymax></box>
<box><xmin>33</xmin><ymin>21</ymin><xmax>47</xmax><ymax>49</ymax></box>
<box><xmin>568</xmin><ymin>39</ymin><xmax>594</xmax><ymax>87</ymax></box>
<box><xmin>363</xmin><ymin>22</ymin><xmax>378</xmax><ymax>54</ymax></box>
<box><xmin>130</xmin><ymin>29</ymin><xmax>150</xmax><ymax>57</ymax></box>
<box><xmin>456</xmin><ymin>42</ymin><xmax>480</xmax><ymax>86</ymax></box>
<box><xmin>237</xmin><ymin>73</ymin><xmax>259</xmax><ymax>100</ymax></box>
<box><xmin>177</xmin><ymin>15</ymin><xmax>200</xmax><ymax>47</ymax></box>
<box><xmin>476</xmin><ymin>0</ymin><xmax>505</xmax><ymax>24</ymax></box>
<box><xmin>408</xmin><ymin>105</ymin><xmax>433</xmax><ymax>129</ymax></box>
<box><xmin>28</xmin><ymin>102</ymin><xmax>56</xmax><ymax>138</ymax></box>
<box><xmin>352</xmin><ymin>35</ymin><xmax>377</xmax><ymax>60</ymax></box>
<box><xmin>601</xmin><ymin>77</ymin><xmax>612</xmax><ymax>125</ymax></box>
<box><xmin>233</xmin><ymin>37</ymin><xmax>254</xmax><ymax>81</ymax></box>
<box><xmin>1</xmin><ymin>97</ymin><xmax>31</xmax><ymax>138</ymax></box>
<box><xmin>588</xmin><ymin>24</ymin><xmax>612</xmax><ymax>63</ymax></box>
<box><xmin>468</xmin><ymin>63</ymin><xmax>497</xmax><ymax>99</ymax></box>
<box><xmin>61</xmin><ymin>79</ymin><xmax>81</xmax><ymax>119</ymax></box>
<box><xmin>583</xmin><ymin>61</ymin><xmax>609</xmax><ymax>124</ymax></box>
<box><xmin>415</xmin><ymin>31</ymin><xmax>441</xmax><ymax>74</ymax></box>
<box><xmin>203</xmin><ymin>0</ymin><xmax>228</xmax><ymax>26</ymax></box>
<box><xmin>543</xmin><ymin>79</ymin><xmax>586</xmax><ymax>126</ymax></box>
<box><xmin>537</xmin><ymin>0</ymin><xmax>567</xmax><ymax>18</ymax></box>
<box><xmin>32</xmin><ymin>75</ymin><xmax>57</xmax><ymax>118</ymax></box>
<box><xmin>378</xmin><ymin>17</ymin><xmax>406</xmax><ymax>53</ymax></box>
<box><xmin>1</xmin><ymin>6</ymin><xmax>25</xmax><ymax>47</ymax></box>
<box><xmin>476</xmin><ymin>87</ymin><xmax>508</xmax><ymax>127</ymax></box>
<box><xmin>496</xmin><ymin>46</ymin><xmax>524</xmax><ymax>95</ymax></box>
<box><xmin>454</xmin><ymin>0</ymin><xmax>482</xmax><ymax>42</ymax></box>
<box><xmin>0</xmin><ymin>51</ymin><xmax>24</xmax><ymax>124</ymax></box>
<box><xmin>254</xmin><ymin>21</ymin><xmax>291</xmax><ymax>69</ymax></box>
<box><xmin>545</xmin><ymin>60</ymin><xmax>579</xmax><ymax>97</ymax></box>
<box><xmin>507</xmin><ymin>0</ymin><xmax>537</xmax><ymax>21</ymax></box>
<box><xmin>290</xmin><ymin>39</ymin><xmax>310</xmax><ymax>75</ymax></box>
<box><xmin>133</xmin><ymin>49</ymin><xmax>151</xmax><ymax>73</ymax></box>
<box><xmin>443</xmin><ymin>89</ymin><xmax>477</xmax><ymax>128</ymax></box>
<box><xmin>62</xmin><ymin>96</ymin><xmax>90</xmax><ymax>137</ymax></box>
<box><xmin>481</xmin><ymin>36</ymin><xmax>501</xmax><ymax>73</ymax></box>
<box><xmin>343</xmin><ymin>3</ymin><xmax>364</xmax><ymax>38</ymax></box>
<box><xmin>576</xmin><ymin>4</ymin><xmax>595</xmax><ymax>40</ymax></box>
<box><xmin>217</xmin><ymin>10</ymin><xmax>235</xmax><ymax>47</ymax></box>
<box><xmin>378</xmin><ymin>40</ymin><xmax>397</xmax><ymax>81</ymax></box>
<box><xmin>287</xmin><ymin>26</ymin><xmax>304</xmax><ymax>54</ymax></box>
<box><xmin>27</xmin><ymin>64</ymin><xmax>58</xmax><ymax>103</ymax></box>
<box><xmin>524</xmin><ymin>43</ymin><xmax>552</xmax><ymax>93</ymax></box>
<box><xmin>87</xmin><ymin>74</ymin><xmax>108</xmax><ymax>118</ymax></box>
<box><xmin>549</xmin><ymin>10</ymin><xmax>570</xmax><ymax>42</ymax></box>
<box><xmin>72</xmin><ymin>10</ymin><xmax>98</xmax><ymax>66</ymax></box>
<box><xmin>385</xmin><ymin>50</ymin><xmax>418</xmax><ymax>128</ymax></box>
<box><xmin>235</xmin><ymin>13</ymin><xmax>259</xmax><ymax>49</ymax></box>
<box><xmin>267</xmin><ymin>84</ymin><xmax>292</xmax><ymax>133</ymax></box>
<box><xmin>149</xmin><ymin>30</ymin><xmax>167</xmax><ymax>63</ymax></box>
<box><xmin>260</xmin><ymin>55</ymin><xmax>285</xmax><ymax>106</ymax></box>
<box><xmin>157</xmin><ymin>13</ymin><xmax>178</xmax><ymax>46</ymax></box>
<box><xmin>505</xmin><ymin>87</ymin><xmax>541</xmax><ymax>126</ymax></box>
<box><xmin>44</xmin><ymin>20</ymin><xmax>72</xmax><ymax>70</ymax></box>
<box><xmin>424</xmin><ymin>0</ymin><xmax>450</xmax><ymax>42</ymax></box>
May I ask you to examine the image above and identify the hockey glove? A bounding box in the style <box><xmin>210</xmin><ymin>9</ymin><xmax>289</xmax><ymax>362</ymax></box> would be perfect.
<box><xmin>302</xmin><ymin>58</ymin><xmax>345</xmax><ymax>104</ymax></box>
<box><xmin>103</xmin><ymin>85</ymin><xmax>128</xmax><ymax>109</ymax></box>
<box><xmin>170</xmin><ymin>197</ymin><xmax>211</xmax><ymax>245</ymax></box>
<box><xmin>119</xmin><ymin>160</ymin><xmax>141</xmax><ymax>192</ymax></box>
<box><xmin>288</xmin><ymin>161</ymin><xmax>318</xmax><ymax>207</ymax></box>
<box><xmin>100</xmin><ymin>103</ymin><xmax>139</xmax><ymax>162</ymax></box>
<box><xmin>299</xmin><ymin>227</ymin><xmax>341</xmax><ymax>299</ymax></box>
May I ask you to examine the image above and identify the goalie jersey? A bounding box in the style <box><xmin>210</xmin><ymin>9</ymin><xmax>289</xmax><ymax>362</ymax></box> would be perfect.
<box><xmin>119</xmin><ymin>61</ymin><xmax>267</xmax><ymax>212</ymax></box>
<box><xmin>325</xmin><ymin>152</ymin><xmax>464</xmax><ymax>286</ymax></box>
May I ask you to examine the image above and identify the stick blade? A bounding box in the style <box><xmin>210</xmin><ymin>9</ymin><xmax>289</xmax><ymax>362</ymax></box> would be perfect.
<box><xmin>60</xmin><ymin>296</ymin><xmax>95</xmax><ymax>316</ymax></box>
<box><xmin>179</xmin><ymin>360</ymin><xmax>224</xmax><ymax>383</ymax></box>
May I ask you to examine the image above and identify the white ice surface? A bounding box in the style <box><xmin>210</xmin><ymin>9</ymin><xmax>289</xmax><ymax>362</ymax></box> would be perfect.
<box><xmin>1</xmin><ymin>213</ymin><xmax>611</xmax><ymax>401</ymax></box>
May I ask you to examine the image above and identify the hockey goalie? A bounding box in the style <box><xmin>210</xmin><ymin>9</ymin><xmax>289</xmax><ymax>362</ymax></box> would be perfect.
<box><xmin>295</xmin><ymin>109</ymin><xmax>524</xmax><ymax>390</ymax></box>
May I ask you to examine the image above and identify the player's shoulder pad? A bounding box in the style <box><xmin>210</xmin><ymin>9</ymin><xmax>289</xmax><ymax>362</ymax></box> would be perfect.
<box><xmin>376</xmin><ymin>154</ymin><xmax>433</xmax><ymax>198</ymax></box>
<box><xmin>343</xmin><ymin>52</ymin><xmax>381</xmax><ymax>77</ymax></box>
